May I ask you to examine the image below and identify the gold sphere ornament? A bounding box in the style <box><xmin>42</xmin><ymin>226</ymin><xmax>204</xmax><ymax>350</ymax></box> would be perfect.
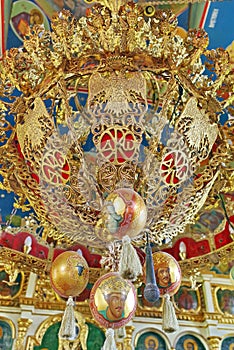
<box><xmin>90</xmin><ymin>272</ymin><xmax>137</xmax><ymax>329</ymax></box>
<box><xmin>152</xmin><ymin>251</ymin><xmax>182</xmax><ymax>296</ymax></box>
<box><xmin>50</xmin><ymin>251</ymin><xmax>89</xmax><ymax>298</ymax></box>
<box><xmin>96</xmin><ymin>188</ymin><xmax>147</xmax><ymax>242</ymax></box>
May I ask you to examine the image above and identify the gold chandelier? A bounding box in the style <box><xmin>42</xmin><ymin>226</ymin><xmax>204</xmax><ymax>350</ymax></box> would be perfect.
<box><xmin>0</xmin><ymin>0</ymin><xmax>233</xmax><ymax>253</ymax></box>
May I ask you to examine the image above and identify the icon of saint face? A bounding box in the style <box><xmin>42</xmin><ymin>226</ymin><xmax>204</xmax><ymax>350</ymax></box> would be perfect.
<box><xmin>99</xmin><ymin>292</ymin><xmax>127</xmax><ymax>322</ymax></box>
<box><xmin>148</xmin><ymin>339</ymin><xmax>156</xmax><ymax>349</ymax></box>
<box><xmin>95</xmin><ymin>274</ymin><xmax>133</xmax><ymax>326</ymax></box>
<box><xmin>105</xmin><ymin>292</ymin><xmax>126</xmax><ymax>321</ymax></box>
<box><xmin>156</xmin><ymin>267</ymin><xmax>171</xmax><ymax>288</ymax></box>
<box><xmin>186</xmin><ymin>342</ymin><xmax>194</xmax><ymax>350</ymax></box>
<box><xmin>144</xmin><ymin>336</ymin><xmax>159</xmax><ymax>350</ymax></box>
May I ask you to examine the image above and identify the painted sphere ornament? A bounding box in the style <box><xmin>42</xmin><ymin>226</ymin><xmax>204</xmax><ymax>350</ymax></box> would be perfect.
<box><xmin>50</xmin><ymin>251</ymin><xmax>89</xmax><ymax>298</ymax></box>
<box><xmin>96</xmin><ymin>188</ymin><xmax>147</xmax><ymax>241</ymax></box>
<box><xmin>152</xmin><ymin>251</ymin><xmax>181</xmax><ymax>296</ymax></box>
<box><xmin>90</xmin><ymin>272</ymin><xmax>137</xmax><ymax>329</ymax></box>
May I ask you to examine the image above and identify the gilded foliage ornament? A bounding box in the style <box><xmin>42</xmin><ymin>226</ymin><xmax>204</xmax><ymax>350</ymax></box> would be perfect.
<box><xmin>0</xmin><ymin>1</ymin><xmax>233</xmax><ymax>250</ymax></box>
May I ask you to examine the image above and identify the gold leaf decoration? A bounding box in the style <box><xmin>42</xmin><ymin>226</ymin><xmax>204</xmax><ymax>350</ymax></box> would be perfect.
<box><xmin>16</xmin><ymin>98</ymin><xmax>53</xmax><ymax>159</ymax></box>
<box><xmin>176</xmin><ymin>97</ymin><xmax>218</xmax><ymax>160</ymax></box>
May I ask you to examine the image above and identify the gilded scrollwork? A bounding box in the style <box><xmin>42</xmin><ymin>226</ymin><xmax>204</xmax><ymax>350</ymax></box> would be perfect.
<box><xmin>0</xmin><ymin>264</ymin><xmax>27</xmax><ymax>302</ymax></box>
<box><xmin>123</xmin><ymin>325</ymin><xmax>135</xmax><ymax>350</ymax></box>
<box><xmin>179</xmin><ymin>242</ymin><xmax>234</xmax><ymax>279</ymax></box>
<box><xmin>0</xmin><ymin>1</ymin><xmax>233</xmax><ymax>256</ymax></box>
<box><xmin>14</xmin><ymin>318</ymin><xmax>33</xmax><ymax>350</ymax></box>
<box><xmin>26</xmin><ymin>314</ymin><xmax>62</xmax><ymax>350</ymax></box>
<box><xmin>212</xmin><ymin>284</ymin><xmax>234</xmax><ymax>317</ymax></box>
<box><xmin>0</xmin><ymin>6</ymin><xmax>233</xmax><ymax>349</ymax></box>
<box><xmin>26</xmin><ymin>312</ymin><xmax>104</xmax><ymax>350</ymax></box>
<box><xmin>207</xmin><ymin>336</ymin><xmax>222</xmax><ymax>350</ymax></box>
<box><xmin>0</xmin><ymin>247</ymin><xmax>49</xmax><ymax>275</ymax></box>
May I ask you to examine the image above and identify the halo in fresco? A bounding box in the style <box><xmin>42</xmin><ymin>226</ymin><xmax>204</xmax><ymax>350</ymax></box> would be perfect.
<box><xmin>10</xmin><ymin>0</ymin><xmax>50</xmax><ymax>41</ymax></box>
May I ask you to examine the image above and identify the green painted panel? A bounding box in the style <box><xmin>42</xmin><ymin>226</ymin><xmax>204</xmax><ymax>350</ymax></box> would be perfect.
<box><xmin>87</xmin><ymin>323</ymin><xmax>105</xmax><ymax>350</ymax></box>
<box><xmin>34</xmin><ymin>322</ymin><xmax>60</xmax><ymax>350</ymax></box>
<box><xmin>135</xmin><ymin>331</ymin><xmax>169</xmax><ymax>350</ymax></box>
<box><xmin>0</xmin><ymin>320</ymin><xmax>13</xmax><ymax>350</ymax></box>
<box><xmin>33</xmin><ymin>321</ymin><xmax>105</xmax><ymax>350</ymax></box>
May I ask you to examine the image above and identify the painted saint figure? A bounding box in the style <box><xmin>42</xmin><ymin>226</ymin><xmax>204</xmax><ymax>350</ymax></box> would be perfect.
<box><xmin>90</xmin><ymin>272</ymin><xmax>137</xmax><ymax>329</ymax></box>
<box><xmin>11</xmin><ymin>8</ymin><xmax>44</xmax><ymax>39</ymax></box>
<box><xmin>144</xmin><ymin>335</ymin><xmax>159</xmax><ymax>350</ymax></box>
<box><xmin>152</xmin><ymin>251</ymin><xmax>182</xmax><ymax>296</ymax></box>
<box><xmin>99</xmin><ymin>291</ymin><xmax>127</xmax><ymax>321</ymax></box>
<box><xmin>177</xmin><ymin>287</ymin><xmax>196</xmax><ymax>310</ymax></box>
<box><xmin>98</xmin><ymin>275</ymin><xmax>131</xmax><ymax>322</ymax></box>
<box><xmin>183</xmin><ymin>339</ymin><xmax>198</xmax><ymax>350</ymax></box>
<box><xmin>155</xmin><ymin>265</ymin><xmax>172</xmax><ymax>289</ymax></box>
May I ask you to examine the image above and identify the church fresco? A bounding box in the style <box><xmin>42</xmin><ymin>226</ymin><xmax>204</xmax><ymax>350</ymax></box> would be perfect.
<box><xmin>174</xmin><ymin>285</ymin><xmax>199</xmax><ymax>312</ymax></box>
<box><xmin>0</xmin><ymin>319</ymin><xmax>14</xmax><ymax>350</ymax></box>
<box><xmin>0</xmin><ymin>269</ymin><xmax>23</xmax><ymax>299</ymax></box>
<box><xmin>175</xmin><ymin>334</ymin><xmax>207</xmax><ymax>350</ymax></box>
<box><xmin>135</xmin><ymin>330</ymin><xmax>169</xmax><ymax>350</ymax></box>
<box><xmin>221</xmin><ymin>337</ymin><xmax>234</xmax><ymax>350</ymax></box>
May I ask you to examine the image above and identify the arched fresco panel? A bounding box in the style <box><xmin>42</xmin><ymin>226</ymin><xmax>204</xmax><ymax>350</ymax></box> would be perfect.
<box><xmin>0</xmin><ymin>318</ymin><xmax>15</xmax><ymax>350</ymax></box>
<box><xmin>221</xmin><ymin>336</ymin><xmax>234</xmax><ymax>350</ymax></box>
<box><xmin>135</xmin><ymin>330</ymin><xmax>170</xmax><ymax>350</ymax></box>
<box><xmin>175</xmin><ymin>334</ymin><xmax>207</xmax><ymax>350</ymax></box>
<box><xmin>33</xmin><ymin>322</ymin><xmax>60</xmax><ymax>350</ymax></box>
<box><xmin>31</xmin><ymin>317</ymin><xmax>105</xmax><ymax>350</ymax></box>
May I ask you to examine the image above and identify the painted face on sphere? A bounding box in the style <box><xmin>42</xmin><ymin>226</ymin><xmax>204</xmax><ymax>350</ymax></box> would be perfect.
<box><xmin>157</xmin><ymin>267</ymin><xmax>171</xmax><ymax>287</ymax></box>
<box><xmin>107</xmin><ymin>292</ymin><xmax>126</xmax><ymax>320</ymax></box>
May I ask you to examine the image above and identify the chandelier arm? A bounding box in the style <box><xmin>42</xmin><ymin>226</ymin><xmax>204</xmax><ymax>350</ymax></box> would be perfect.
<box><xmin>0</xmin><ymin>1</ymin><xmax>233</xmax><ymax>252</ymax></box>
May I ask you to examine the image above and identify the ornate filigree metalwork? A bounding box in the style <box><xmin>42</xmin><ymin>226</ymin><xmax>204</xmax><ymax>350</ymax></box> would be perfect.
<box><xmin>179</xmin><ymin>242</ymin><xmax>234</xmax><ymax>278</ymax></box>
<box><xmin>14</xmin><ymin>318</ymin><xmax>33</xmax><ymax>350</ymax></box>
<box><xmin>0</xmin><ymin>1</ymin><xmax>233</xmax><ymax>251</ymax></box>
